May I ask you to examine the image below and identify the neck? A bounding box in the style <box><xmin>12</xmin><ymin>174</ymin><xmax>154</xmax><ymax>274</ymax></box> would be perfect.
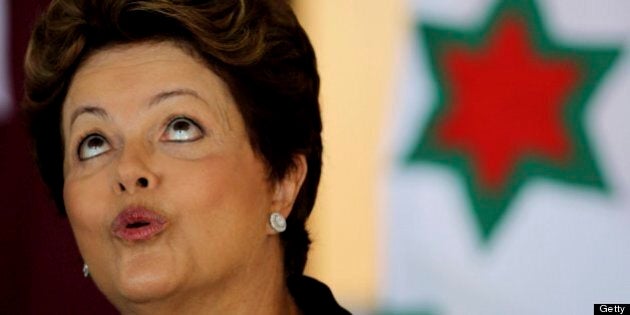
<box><xmin>117</xmin><ymin>238</ymin><xmax>300</xmax><ymax>315</ymax></box>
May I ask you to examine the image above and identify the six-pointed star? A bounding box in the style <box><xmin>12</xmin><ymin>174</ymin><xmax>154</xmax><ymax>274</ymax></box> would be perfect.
<box><xmin>407</xmin><ymin>0</ymin><xmax>619</xmax><ymax>240</ymax></box>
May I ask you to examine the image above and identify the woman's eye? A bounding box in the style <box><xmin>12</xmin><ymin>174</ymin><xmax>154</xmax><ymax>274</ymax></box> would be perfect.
<box><xmin>78</xmin><ymin>134</ymin><xmax>111</xmax><ymax>161</ymax></box>
<box><xmin>162</xmin><ymin>117</ymin><xmax>203</xmax><ymax>142</ymax></box>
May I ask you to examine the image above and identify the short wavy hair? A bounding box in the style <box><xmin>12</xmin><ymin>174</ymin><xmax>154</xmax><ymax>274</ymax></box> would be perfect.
<box><xmin>22</xmin><ymin>0</ymin><xmax>321</xmax><ymax>277</ymax></box>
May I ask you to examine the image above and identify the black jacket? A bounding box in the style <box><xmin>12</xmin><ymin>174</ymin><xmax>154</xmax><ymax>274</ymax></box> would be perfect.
<box><xmin>288</xmin><ymin>275</ymin><xmax>352</xmax><ymax>315</ymax></box>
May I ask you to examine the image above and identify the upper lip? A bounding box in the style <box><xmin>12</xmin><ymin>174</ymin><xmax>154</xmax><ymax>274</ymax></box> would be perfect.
<box><xmin>111</xmin><ymin>205</ymin><xmax>168</xmax><ymax>242</ymax></box>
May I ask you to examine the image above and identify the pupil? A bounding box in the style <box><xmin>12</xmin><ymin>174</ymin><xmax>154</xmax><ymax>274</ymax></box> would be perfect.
<box><xmin>88</xmin><ymin>137</ymin><xmax>103</xmax><ymax>148</ymax></box>
<box><xmin>174</xmin><ymin>120</ymin><xmax>190</xmax><ymax>131</ymax></box>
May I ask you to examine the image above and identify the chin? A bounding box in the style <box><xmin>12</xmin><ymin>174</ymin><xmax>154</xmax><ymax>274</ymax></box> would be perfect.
<box><xmin>109</xmin><ymin>262</ymin><xmax>180</xmax><ymax>305</ymax></box>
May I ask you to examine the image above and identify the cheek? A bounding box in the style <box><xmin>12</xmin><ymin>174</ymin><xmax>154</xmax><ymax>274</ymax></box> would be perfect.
<box><xmin>160</xmin><ymin>154</ymin><xmax>272</xmax><ymax>250</ymax></box>
<box><xmin>63</xmin><ymin>174</ymin><xmax>111</xmax><ymax>255</ymax></box>
<box><xmin>164</xmin><ymin>156</ymin><xmax>269</xmax><ymax>223</ymax></box>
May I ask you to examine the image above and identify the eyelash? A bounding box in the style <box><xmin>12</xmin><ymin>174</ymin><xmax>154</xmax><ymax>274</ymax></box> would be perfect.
<box><xmin>165</xmin><ymin>115</ymin><xmax>204</xmax><ymax>132</ymax></box>
<box><xmin>76</xmin><ymin>132</ymin><xmax>110</xmax><ymax>161</ymax></box>
<box><xmin>161</xmin><ymin>116</ymin><xmax>205</xmax><ymax>142</ymax></box>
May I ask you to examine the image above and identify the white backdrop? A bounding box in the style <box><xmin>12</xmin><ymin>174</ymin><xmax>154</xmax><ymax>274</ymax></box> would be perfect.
<box><xmin>381</xmin><ymin>0</ymin><xmax>630</xmax><ymax>314</ymax></box>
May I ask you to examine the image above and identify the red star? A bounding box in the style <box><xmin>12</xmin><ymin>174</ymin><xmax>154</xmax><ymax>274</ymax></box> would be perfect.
<box><xmin>436</xmin><ymin>15</ymin><xmax>580</xmax><ymax>191</ymax></box>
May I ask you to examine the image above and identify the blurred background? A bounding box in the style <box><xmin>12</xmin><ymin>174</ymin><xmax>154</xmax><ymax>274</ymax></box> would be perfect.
<box><xmin>2</xmin><ymin>0</ymin><xmax>630</xmax><ymax>314</ymax></box>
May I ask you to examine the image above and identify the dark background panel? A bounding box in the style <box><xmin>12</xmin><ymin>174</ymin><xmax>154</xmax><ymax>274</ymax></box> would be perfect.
<box><xmin>1</xmin><ymin>0</ymin><xmax>116</xmax><ymax>313</ymax></box>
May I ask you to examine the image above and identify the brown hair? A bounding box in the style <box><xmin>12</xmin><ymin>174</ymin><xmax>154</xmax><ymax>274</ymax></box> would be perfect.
<box><xmin>23</xmin><ymin>0</ymin><xmax>321</xmax><ymax>277</ymax></box>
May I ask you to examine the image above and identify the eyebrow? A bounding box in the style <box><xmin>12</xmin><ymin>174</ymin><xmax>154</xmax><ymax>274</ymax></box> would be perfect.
<box><xmin>69</xmin><ymin>106</ymin><xmax>109</xmax><ymax>127</ymax></box>
<box><xmin>69</xmin><ymin>88</ymin><xmax>206</xmax><ymax>128</ymax></box>
<box><xmin>148</xmin><ymin>88</ymin><xmax>204</xmax><ymax>107</ymax></box>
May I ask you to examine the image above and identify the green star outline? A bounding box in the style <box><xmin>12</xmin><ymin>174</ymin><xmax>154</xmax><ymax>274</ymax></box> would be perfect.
<box><xmin>406</xmin><ymin>0</ymin><xmax>620</xmax><ymax>241</ymax></box>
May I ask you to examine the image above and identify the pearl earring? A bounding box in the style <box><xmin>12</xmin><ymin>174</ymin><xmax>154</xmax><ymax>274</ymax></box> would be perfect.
<box><xmin>269</xmin><ymin>212</ymin><xmax>287</xmax><ymax>233</ymax></box>
<box><xmin>83</xmin><ymin>263</ymin><xmax>89</xmax><ymax>278</ymax></box>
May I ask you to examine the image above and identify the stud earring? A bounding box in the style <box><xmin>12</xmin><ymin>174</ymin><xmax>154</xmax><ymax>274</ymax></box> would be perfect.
<box><xmin>83</xmin><ymin>263</ymin><xmax>89</xmax><ymax>278</ymax></box>
<box><xmin>269</xmin><ymin>212</ymin><xmax>287</xmax><ymax>233</ymax></box>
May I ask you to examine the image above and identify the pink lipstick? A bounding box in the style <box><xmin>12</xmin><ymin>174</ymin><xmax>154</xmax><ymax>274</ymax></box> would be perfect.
<box><xmin>111</xmin><ymin>206</ymin><xmax>168</xmax><ymax>242</ymax></box>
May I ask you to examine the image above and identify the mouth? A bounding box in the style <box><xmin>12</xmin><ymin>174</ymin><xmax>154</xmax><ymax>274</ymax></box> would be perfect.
<box><xmin>111</xmin><ymin>206</ymin><xmax>168</xmax><ymax>242</ymax></box>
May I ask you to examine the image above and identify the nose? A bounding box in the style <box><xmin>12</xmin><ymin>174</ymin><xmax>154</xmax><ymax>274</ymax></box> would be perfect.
<box><xmin>114</xmin><ymin>145</ymin><xmax>159</xmax><ymax>194</ymax></box>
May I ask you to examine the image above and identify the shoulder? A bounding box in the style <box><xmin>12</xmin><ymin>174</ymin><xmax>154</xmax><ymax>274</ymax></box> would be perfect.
<box><xmin>287</xmin><ymin>275</ymin><xmax>352</xmax><ymax>315</ymax></box>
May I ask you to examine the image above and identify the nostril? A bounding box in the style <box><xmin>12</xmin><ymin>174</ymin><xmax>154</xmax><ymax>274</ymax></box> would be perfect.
<box><xmin>119</xmin><ymin>183</ymin><xmax>126</xmax><ymax>191</ymax></box>
<box><xmin>137</xmin><ymin>177</ymin><xmax>149</xmax><ymax>188</ymax></box>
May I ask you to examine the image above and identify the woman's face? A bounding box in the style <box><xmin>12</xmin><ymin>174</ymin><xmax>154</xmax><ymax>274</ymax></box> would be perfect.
<box><xmin>61</xmin><ymin>42</ymin><xmax>295</xmax><ymax>307</ymax></box>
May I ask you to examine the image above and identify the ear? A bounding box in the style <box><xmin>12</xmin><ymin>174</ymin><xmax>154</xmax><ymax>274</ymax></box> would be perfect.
<box><xmin>270</xmin><ymin>154</ymin><xmax>308</xmax><ymax>223</ymax></box>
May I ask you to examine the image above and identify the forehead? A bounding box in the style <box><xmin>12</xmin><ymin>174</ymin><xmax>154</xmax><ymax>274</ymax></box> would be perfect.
<box><xmin>67</xmin><ymin>41</ymin><xmax>220</xmax><ymax>99</ymax></box>
<box><xmin>62</xmin><ymin>41</ymin><xmax>234</xmax><ymax>129</ymax></box>
<box><xmin>75</xmin><ymin>42</ymin><xmax>199</xmax><ymax>76</ymax></box>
